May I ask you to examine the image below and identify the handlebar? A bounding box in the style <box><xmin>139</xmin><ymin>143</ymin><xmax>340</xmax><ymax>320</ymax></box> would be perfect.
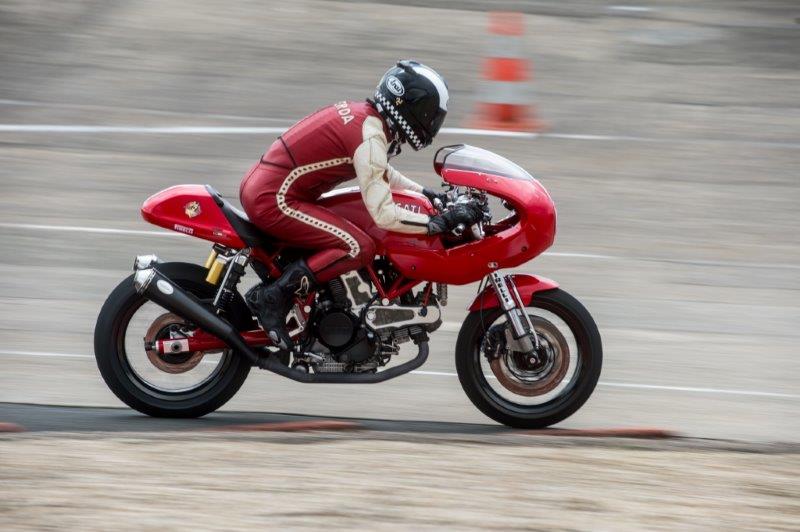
<box><xmin>432</xmin><ymin>186</ymin><xmax>490</xmax><ymax>240</ymax></box>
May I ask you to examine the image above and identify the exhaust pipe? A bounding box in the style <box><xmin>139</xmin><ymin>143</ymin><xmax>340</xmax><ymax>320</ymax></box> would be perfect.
<box><xmin>133</xmin><ymin>266</ymin><xmax>430</xmax><ymax>383</ymax></box>
<box><xmin>133</xmin><ymin>254</ymin><xmax>161</xmax><ymax>271</ymax></box>
<box><xmin>134</xmin><ymin>267</ymin><xmax>261</xmax><ymax>366</ymax></box>
<box><xmin>257</xmin><ymin>337</ymin><xmax>429</xmax><ymax>384</ymax></box>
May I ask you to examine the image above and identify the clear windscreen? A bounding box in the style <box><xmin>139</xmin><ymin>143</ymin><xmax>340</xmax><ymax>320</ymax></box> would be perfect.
<box><xmin>433</xmin><ymin>144</ymin><xmax>534</xmax><ymax>181</ymax></box>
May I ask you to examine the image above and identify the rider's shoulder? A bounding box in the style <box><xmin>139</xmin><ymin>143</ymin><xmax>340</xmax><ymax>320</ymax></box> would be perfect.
<box><xmin>325</xmin><ymin>100</ymin><xmax>365</xmax><ymax>129</ymax></box>
<box><xmin>329</xmin><ymin>101</ymin><xmax>389</xmax><ymax>148</ymax></box>
<box><xmin>355</xmin><ymin>102</ymin><xmax>390</xmax><ymax>141</ymax></box>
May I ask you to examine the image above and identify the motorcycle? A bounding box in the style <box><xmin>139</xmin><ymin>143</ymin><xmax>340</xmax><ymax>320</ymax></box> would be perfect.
<box><xmin>94</xmin><ymin>144</ymin><xmax>602</xmax><ymax>428</ymax></box>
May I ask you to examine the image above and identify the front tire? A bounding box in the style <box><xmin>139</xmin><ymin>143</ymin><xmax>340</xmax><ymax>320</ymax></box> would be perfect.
<box><xmin>94</xmin><ymin>262</ymin><xmax>253</xmax><ymax>418</ymax></box>
<box><xmin>456</xmin><ymin>288</ymin><xmax>602</xmax><ymax>429</ymax></box>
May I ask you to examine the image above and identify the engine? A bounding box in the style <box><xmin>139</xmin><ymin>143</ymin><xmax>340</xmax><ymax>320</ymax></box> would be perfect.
<box><xmin>300</xmin><ymin>273</ymin><xmax>442</xmax><ymax>374</ymax></box>
<box><xmin>306</xmin><ymin>277</ymin><xmax>379</xmax><ymax>370</ymax></box>
<box><xmin>314</xmin><ymin>306</ymin><xmax>376</xmax><ymax>364</ymax></box>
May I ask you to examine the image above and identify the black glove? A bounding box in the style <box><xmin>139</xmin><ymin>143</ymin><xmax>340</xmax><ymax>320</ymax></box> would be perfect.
<box><xmin>422</xmin><ymin>187</ymin><xmax>448</xmax><ymax>210</ymax></box>
<box><xmin>427</xmin><ymin>202</ymin><xmax>484</xmax><ymax>235</ymax></box>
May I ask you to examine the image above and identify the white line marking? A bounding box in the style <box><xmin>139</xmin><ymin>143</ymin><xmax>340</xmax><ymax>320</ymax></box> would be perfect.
<box><xmin>2</xmin><ymin>221</ymin><xmax>797</xmax><ymax>271</ymax></box>
<box><xmin>1</xmin><ymin>349</ymin><xmax>796</xmax><ymax>399</ymax></box>
<box><xmin>444</xmin><ymin>127</ymin><xmax>536</xmax><ymax>138</ymax></box>
<box><xmin>0</xmin><ymin>124</ymin><xmax>533</xmax><ymax>138</ymax></box>
<box><xmin>596</xmin><ymin>381</ymin><xmax>799</xmax><ymax>398</ymax></box>
<box><xmin>545</xmin><ymin>251</ymin><xmax>616</xmax><ymax>260</ymax></box>
<box><xmin>0</xmin><ymin>349</ymin><xmax>92</xmax><ymax>359</ymax></box>
<box><xmin>608</xmin><ymin>5</ymin><xmax>653</xmax><ymax>13</ymax></box>
<box><xmin>0</xmin><ymin>123</ymin><xmax>798</xmax><ymax>148</ymax></box>
<box><xmin>0</xmin><ymin>99</ymin><xmax>297</xmax><ymax>123</ymax></box>
<box><xmin>410</xmin><ymin>370</ymin><xmax>798</xmax><ymax>399</ymax></box>
<box><xmin>0</xmin><ymin>222</ymin><xmax>183</xmax><ymax>237</ymax></box>
<box><xmin>0</xmin><ymin>125</ymin><xmax>289</xmax><ymax>134</ymax></box>
<box><xmin>543</xmin><ymin>251</ymin><xmax>800</xmax><ymax>271</ymax></box>
<box><xmin>411</xmin><ymin>370</ymin><xmax>458</xmax><ymax>377</ymax></box>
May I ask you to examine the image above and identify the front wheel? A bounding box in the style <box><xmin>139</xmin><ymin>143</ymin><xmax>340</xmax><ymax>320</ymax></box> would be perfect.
<box><xmin>455</xmin><ymin>288</ymin><xmax>602</xmax><ymax>429</ymax></box>
<box><xmin>94</xmin><ymin>262</ymin><xmax>254</xmax><ymax>418</ymax></box>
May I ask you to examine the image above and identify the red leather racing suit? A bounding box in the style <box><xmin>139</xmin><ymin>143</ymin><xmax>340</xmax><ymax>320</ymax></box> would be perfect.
<box><xmin>240</xmin><ymin>101</ymin><xmax>430</xmax><ymax>282</ymax></box>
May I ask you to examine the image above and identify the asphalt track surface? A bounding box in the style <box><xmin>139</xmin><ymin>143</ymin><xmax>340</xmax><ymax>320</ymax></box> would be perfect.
<box><xmin>0</xmin><ymin>402</ymin><xmax>513</xmax><ymax>434</ymax></box>
<box><xmin>0</xmin><ymin>1</ymin><xmax>798</xmax><ymax>442</ymax></box>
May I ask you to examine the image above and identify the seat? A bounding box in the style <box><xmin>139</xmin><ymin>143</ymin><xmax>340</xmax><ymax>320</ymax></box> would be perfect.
<box><xmin>205</xmin><ymin>185</ymin><xmax>274</xmax><ymax>250</ymax></box>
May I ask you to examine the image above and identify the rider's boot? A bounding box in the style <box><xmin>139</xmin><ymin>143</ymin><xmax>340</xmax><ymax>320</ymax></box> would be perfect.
<box><xmin>245</xmin><ymin>260</ymin><xmax>316</xmax><ymax>351</ymax></box>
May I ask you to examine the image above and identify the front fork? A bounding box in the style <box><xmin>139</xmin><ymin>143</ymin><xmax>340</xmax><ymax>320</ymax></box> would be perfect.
<box><xmin>487</xmin><ymin>272</ymin><xmax>540</xmax><ymax>353</ymax></box>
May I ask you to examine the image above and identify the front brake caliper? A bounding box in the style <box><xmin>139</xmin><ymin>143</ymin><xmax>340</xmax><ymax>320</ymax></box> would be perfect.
<box><xmin>482</xmin><ymin>324</ymin><xmax>507</xmax><ymax>361</ymax></box>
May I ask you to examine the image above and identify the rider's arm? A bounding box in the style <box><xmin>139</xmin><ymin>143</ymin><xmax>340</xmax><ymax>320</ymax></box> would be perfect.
<box><xmin>385</xmin><ymin>164</ymin><xmax>423</xmax><ymax>192</ymax></box>
<box><xmin>353</xmin><ymin>117</ymin><xmax>430</xmax><ymax>234</ymax></box>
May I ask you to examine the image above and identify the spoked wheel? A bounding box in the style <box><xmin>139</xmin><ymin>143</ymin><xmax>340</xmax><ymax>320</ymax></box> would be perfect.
<box><xmin>456</xmin><ymin>288</ymin><xmax>602</xmax><ymax>429</ymax></box>
<box><xmin>129</xmin><ymin>309</ymin><xmax>227</xmax><ymax>392</ymax></box>
<box><xmin>94</xmin><ymin>262</ymin><xmax>254</xmax><ymax>418</ymax></box>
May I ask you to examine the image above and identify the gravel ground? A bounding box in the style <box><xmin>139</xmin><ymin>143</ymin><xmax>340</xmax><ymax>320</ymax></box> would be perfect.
<box><xmin>1</xmin><ymin>433</ymin><xmax>798</xmax><ymax>530</ymax></box>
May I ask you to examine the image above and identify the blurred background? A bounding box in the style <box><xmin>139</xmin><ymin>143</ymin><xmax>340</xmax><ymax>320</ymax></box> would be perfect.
<box><xmin>0</xmin><ymin>0</ymin><xmax>798</xmax><ymax>444</ymax></box>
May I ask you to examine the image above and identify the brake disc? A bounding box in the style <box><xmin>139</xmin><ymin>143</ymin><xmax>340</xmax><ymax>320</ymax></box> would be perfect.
<box><xmin>144</xmin><ymin>313</ymin><xmax>205</xmax><ymax>374</ymax></box>
<box><xmin>489</xmin><ymin>316</ymin><xmax>570</xmax><ymax>397</ymax></box>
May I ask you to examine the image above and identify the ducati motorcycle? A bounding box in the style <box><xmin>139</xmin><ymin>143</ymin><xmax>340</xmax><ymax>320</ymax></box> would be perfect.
<box><xmin>94</xmin><ymin>145</ymin><xmax>602</xmax><ymax>428</ymax></box>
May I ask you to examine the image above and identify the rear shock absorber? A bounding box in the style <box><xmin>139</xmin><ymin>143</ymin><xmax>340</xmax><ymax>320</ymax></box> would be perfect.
<box><xmin>436</xmin><ymin>283</ymin><xmax>448</xmax><ymax>306</ymax></box>
<box><xmin>213</xmin><ymin>249</ymin><xmax>250</xmax><ymax>315</ymax></box>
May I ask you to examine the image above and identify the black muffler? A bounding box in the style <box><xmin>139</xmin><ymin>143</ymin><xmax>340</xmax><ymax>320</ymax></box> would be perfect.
<box><xmin>133</xmin><ymin>266</ymin><xmax>429</xmax><ymax>383</ymax></box>
<box><xmin>133</xmin><ymin>267</ymin><xmax>262</xmax><ymax>366</ymax></box>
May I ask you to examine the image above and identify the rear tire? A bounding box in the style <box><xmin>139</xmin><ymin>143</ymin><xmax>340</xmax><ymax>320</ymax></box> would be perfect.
<box><xmin>94</xmin><ymin>262</ymin><xmax>254</xmax><ymax>418</ymax></box>
<box><xmin>455</xmin><ymin>288</ymin><xmax>602</xmax><ymax>429</ymax></box>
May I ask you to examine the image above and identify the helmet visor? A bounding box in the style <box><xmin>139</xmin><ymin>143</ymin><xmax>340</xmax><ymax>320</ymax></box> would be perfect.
<box><xmin>428</xmin><ymin>108</ymin><xmax>447</xmax><ymax>140</ymax></box>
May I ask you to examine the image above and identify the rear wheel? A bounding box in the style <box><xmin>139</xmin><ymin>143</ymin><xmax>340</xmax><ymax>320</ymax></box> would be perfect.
<box><xmin>94</xmin><ymin>262</ymin><xmax>254</xmax><ymax>418</ymax></box>
<box><xmin>455</xmin><ymin>288</ymin><xmax>602</xmax><ymax>429</ymax></box>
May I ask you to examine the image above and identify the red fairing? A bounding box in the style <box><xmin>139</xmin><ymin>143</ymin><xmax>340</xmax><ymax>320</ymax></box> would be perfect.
<box><xmin>141</xmin><ymin>185</ymin><xmax>246</xmax><ymax>248</ymax></box>
<box><xmin>394</xmin><ymin>167</ymin><xmax>554</xmax><ymax>284</ymax></box>
<box><xmin>323</xmin><ymin>167</ymin><xmax>554</xmax><ymax>285</ymax></box>
<box><xmin>468</xmin><ymin>274</ymin><xmax>559</xmax><ymax>312</ymax></box>
<box><xmin>320</xmin><ymin>166</ymin><xmax>555</xmax><ymax>286</ymax></box>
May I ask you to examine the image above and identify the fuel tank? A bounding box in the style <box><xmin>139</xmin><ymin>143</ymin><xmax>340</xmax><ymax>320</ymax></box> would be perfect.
<box><xmin>318</xmin><ymin>187</ymin><xmax>444</xmax><ymax>255</ymax></box>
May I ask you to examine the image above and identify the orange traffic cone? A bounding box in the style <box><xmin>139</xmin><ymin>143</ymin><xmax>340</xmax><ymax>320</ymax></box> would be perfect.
<box><xmin>469</xmin><ymin>12</ymin><xmax>545</xmax><ymax>132</ymax></box>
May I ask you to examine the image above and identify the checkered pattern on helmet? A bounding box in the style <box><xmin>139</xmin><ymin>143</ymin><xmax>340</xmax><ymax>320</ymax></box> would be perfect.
<box><xmin>375</xmin><ymin>91</ymin><xmax>424</xmax><ymax>150</ymax></box>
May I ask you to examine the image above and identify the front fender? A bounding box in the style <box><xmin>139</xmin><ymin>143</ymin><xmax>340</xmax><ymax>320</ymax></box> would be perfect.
<box><xmin>468</xmin><ymin>274</ymin><xmax>559</xmax><ymax>312</ymax></box>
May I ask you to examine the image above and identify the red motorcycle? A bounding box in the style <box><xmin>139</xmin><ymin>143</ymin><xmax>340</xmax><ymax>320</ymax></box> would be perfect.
<box><xmin>94</xmin><ymin>145</ymin><xmax>602</xmax><ymax>428</ymax></box>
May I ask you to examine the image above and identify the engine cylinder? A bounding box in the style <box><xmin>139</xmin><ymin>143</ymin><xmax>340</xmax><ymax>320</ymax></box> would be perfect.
<box><xmin>317</xmin><ymin>311</ymin><xmax>356</xmax><ymax>348</ymax></box>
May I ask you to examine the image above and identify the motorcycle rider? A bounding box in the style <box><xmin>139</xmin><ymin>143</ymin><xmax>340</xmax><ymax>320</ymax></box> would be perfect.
<box><xmin>240</xmin><ymin>60</ymin><xmax>484</xmax><ymax>350</ymax></box>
